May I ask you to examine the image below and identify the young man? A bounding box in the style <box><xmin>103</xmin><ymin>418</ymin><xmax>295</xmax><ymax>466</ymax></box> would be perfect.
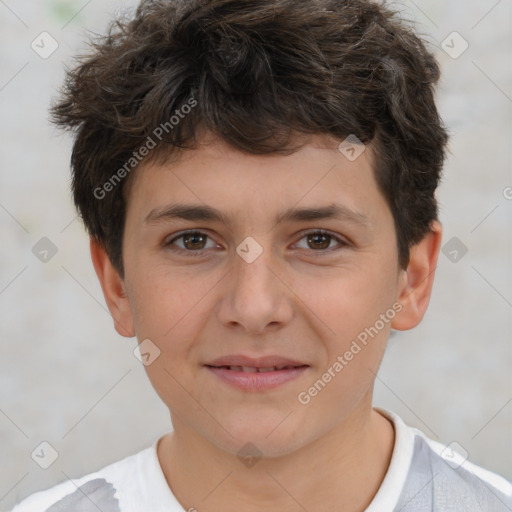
<box><xmin>12</xmin><ymin>0</ymin><xmax>512</xmax><ymax>510</ymax></box>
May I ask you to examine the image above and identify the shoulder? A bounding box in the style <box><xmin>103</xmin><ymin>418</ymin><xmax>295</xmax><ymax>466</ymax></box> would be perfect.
<box><xmin>10</xmin><ymin>445</ymin><xmax>154</xmax><ymax>512</ymax></box>
<box><xmin>394</xmin><ymin>412</ymin><xmax>512</xmax><ymax>511</ymax></box>
<box><xmin>370</xmin><ymin>408</ymin><xmax>512</xmax><ymax>511</ymax></box>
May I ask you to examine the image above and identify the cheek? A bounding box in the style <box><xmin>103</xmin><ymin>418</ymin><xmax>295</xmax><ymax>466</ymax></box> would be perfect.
<box><xmin>126</xmin><ymin>264</ymin><xmax>199</xmax><ymax>339</ymax></box>
<box><xmin>126</xmin><ymin>268</ymin><xmax>216</xmax><ymax>395</ymax></box>
<box><xmin>298</xmin><ymin>280</ymin><xmax>394</xmax><ymax>419</ymax></box>
<box><xmin>300</xmin><ymin>262</ymin><xmax>397</xmax><ymax>336</ymax></box>
<box><xmin>302</xmin><ymin>261</ymin><xmax>397</xmax><ymax>380</ymax></box>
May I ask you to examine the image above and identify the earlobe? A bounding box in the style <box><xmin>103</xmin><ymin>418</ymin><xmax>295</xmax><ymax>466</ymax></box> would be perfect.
<box><xmin>391</xmin><ymin>221</ymin><xmax>442</xmax><ymax>331</ymax></box>
<box><xmin>89</xmin><ymin>238</ymin><xmax>135</xmax><ymax>338</ymax></box>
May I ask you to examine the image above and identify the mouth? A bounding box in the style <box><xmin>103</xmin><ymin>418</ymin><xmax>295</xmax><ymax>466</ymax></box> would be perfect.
<box><xmin>204</xmin><ymin>358</ymin><xmax>310</xmax><ymax>391</ymax></box>
<box><xmin>205</xmin><ymin>364</ymin><xmax>307</xmax><ymax>372</ymax></box>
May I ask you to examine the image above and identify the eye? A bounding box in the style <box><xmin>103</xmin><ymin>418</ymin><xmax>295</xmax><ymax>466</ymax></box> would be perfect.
<box><xmin>164</xmin><ymin>229</ymin><xmax>347</xmax><ymax>256</ymax></box>
<box><xmin>294</xmin><ymin>229</ymin><xmax>348</xmax><ymax>253</ymax></box>
<box><xmin>165</xmin><ymin>230</ymin><xmax>218</xmax><ymax>256</ymax></box>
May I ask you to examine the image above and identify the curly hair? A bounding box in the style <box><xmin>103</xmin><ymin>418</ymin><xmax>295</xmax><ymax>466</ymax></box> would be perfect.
<box><xmin>51</xmin><ymin>0</ymin><xmax>449</xmax><ymax>276</ymax></box>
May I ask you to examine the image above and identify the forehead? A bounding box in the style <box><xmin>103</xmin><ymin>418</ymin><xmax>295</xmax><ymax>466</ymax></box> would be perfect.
<box><xmin>124</xmin><ymin>132</ymin><xmax>387</xmax><ymax>228</ymax></box>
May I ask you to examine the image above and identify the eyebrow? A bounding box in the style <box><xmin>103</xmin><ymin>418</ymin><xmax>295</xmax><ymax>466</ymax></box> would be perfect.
<box><xmin>144</xmin><ymin>202</ymin><xmax>370</xmax><ymax>229</ymax></box>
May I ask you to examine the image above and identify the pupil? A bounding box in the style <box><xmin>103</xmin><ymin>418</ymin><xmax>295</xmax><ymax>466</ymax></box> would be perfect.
<box><xmin>185</xmin><ymin>233</ymin><xmax>205</xmax><ymax>249</ymax></box>
<box><xmin>309</xmin><ymin>233</ymin><xmax>329</xmax><ymax>250</ymax></box>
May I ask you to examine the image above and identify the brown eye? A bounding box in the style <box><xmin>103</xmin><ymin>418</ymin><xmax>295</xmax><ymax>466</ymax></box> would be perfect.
<box><xmin>165</xmin><ymin>229</ymin><xmax>347</xmax><ymax>258</ymax></box>
<box><xmin>294</xmin><ymin>230</ymin><xmax>347</xmax><ymax>253</ymax></box>
<box><xmin>181</xmin><ymin>232</ymin><xmax>208</xmax><ymax>250</ymax></box>
<box><xmin>165</xmin><ymin>230</ymin><xmax>217</xmax><ymax>255</ymax></box>
<box><xmin>306</xmin><ymin>232</ymin><xmax>331</xmax><ymax>250</ymax></box>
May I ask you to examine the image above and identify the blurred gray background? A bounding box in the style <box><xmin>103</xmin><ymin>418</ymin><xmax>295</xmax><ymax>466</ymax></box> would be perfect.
<box><xmin>0</xmin><ymin>0</ymin><xmax>511</xmax><ymax>510</ymax></box>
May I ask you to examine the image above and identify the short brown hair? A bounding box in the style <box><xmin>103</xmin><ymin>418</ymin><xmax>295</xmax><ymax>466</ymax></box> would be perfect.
<box><xmin>51</xmin><ymin>0</ymin><xmax>449</xmax><ymax>276</ymax></box>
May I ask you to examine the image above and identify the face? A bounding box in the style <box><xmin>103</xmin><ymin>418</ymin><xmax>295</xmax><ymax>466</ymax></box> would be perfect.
<box><xmin>107</xmin><ymin>132</ymin><xmax>421</xmax><ymax>457</ymax></box>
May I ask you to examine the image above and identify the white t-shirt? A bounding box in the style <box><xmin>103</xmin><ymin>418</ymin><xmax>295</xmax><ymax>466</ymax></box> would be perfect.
<box><xmin>10</xmin><ymin>408</ymin><xmax>512</xmax><ymax>511</ymax></box>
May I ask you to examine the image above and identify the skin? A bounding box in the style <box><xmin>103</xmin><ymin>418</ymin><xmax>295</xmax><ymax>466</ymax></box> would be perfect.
<box><xmin>91</xmin><ymin>131</ymin><xmax>442</xmax><ymax>512</ymax></box>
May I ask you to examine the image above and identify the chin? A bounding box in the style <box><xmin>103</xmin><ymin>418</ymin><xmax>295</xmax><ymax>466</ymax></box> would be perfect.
<box><xmin>206</xmin><ymin>419</ymin><xmax>309</xmax><ymax>460</ymax></box>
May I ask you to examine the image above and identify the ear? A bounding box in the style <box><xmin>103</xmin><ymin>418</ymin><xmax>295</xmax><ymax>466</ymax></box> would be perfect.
<box><xmin>391</xmin><ymin>221</ymin><xmax>442</xmax><ymax>331</ymax></box>
<box><xmin>89</xmin><ymin>237</ymin><xmax>135</xmax><ymax>338</ymax></box>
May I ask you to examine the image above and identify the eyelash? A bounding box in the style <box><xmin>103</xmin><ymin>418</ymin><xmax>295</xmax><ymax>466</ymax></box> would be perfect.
<box><xmin>164</xmin><ymin>229</ymin><xmax>348</xmax><ymax>257</ymax></box>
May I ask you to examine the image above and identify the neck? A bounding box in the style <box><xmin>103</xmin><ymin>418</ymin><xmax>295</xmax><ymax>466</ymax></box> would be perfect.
<box><xmin>157</xmin><ymin>399</ymin><xmax>395</xmax><ymax>512</ymax></box>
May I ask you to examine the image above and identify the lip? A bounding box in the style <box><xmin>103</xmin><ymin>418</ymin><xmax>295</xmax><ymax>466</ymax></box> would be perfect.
<box><xmin>205</xmin><ymin>354</ymin><xmax>308</xmax><ymax>368</ymax></box>
<box><xmin>204</xmin><ymin>354</ymin><xmax>309</xmax><ymax>392</ymax></box>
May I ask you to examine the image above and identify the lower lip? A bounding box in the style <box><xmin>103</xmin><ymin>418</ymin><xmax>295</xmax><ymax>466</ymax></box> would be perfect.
<box><xmin>205</xmin><ymin>366</ymin><xmax>309</xmax><ymax>391</ymax></box>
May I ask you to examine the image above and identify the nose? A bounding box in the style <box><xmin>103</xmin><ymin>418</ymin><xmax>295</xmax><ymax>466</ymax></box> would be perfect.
<box><xmin>216</xmin><ymin>240</ymin><xmax>294</xmax><ymax>335</ymax></box>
